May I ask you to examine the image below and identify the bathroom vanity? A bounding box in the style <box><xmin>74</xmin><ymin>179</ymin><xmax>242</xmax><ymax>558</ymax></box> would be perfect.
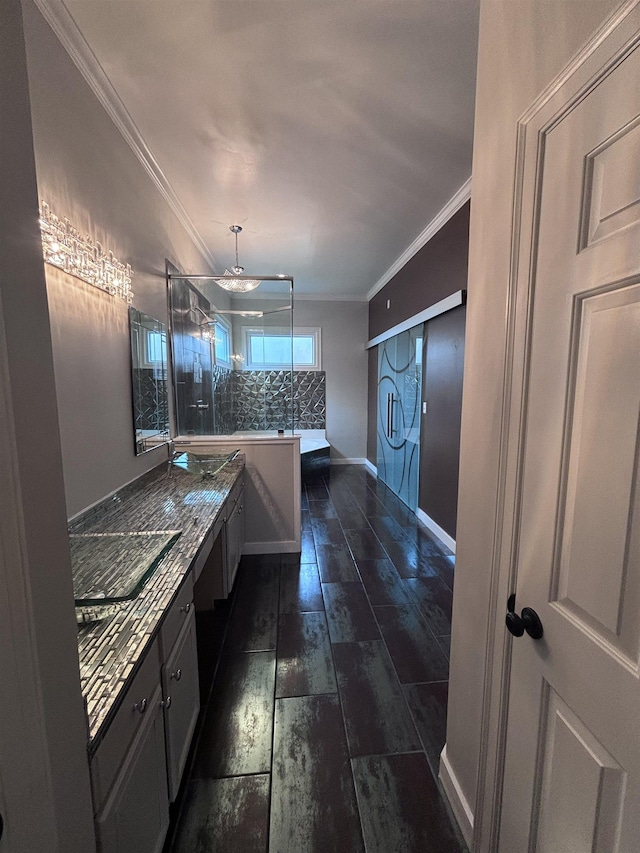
<box><xmin>71</xmin><ymin>455</ymin><xmax>245</xmax><ymax>853</ymax></box>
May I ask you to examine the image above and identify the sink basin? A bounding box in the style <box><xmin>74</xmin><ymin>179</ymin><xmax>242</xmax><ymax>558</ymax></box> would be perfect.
<box><xmin>70</xmin><ymin>530</ymin><xmax>181</xmax><ymax>606</ymax></box>
<box><xmin>170</xmin><ymin>449</ymin><xmax>239</xmax><ymax>480</ymax></box>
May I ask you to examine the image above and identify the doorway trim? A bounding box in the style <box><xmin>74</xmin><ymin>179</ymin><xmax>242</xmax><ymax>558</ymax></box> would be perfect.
<box><xmin>473</xmin><ymin>4</ymin><xmax>640</xmax><ymax>851</ymax></box>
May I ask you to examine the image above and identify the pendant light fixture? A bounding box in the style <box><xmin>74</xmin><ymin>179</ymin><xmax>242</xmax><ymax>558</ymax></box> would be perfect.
<box><xmin>214</xmin><ymin>225</ymin><xmax>261</xmax><ymax>293</ymax></box>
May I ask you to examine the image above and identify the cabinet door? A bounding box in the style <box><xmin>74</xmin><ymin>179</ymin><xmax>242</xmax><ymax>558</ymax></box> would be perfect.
<box><xmin>162</xmin><ymin>609</ymin><xmax>200</xmax><ymax>801</ymax></box>
<box><xmin>95</xmin><ymin>684</ymin><xmax>168</xmax><ymax>853</ymax></box>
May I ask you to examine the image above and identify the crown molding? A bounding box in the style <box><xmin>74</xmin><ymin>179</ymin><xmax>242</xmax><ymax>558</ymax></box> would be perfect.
<box><xmin>294</xmin><ymin>292</ymin><xmax>368</xmax><ymax>302</ymax></box>
<box><xmin>366</xmin><ymin>176</ymin><xmax>472</xmax><ymax>302</ymax></box>
<box><xmin>33</xmin><ymin>0</ymin><xmax>217</xmax><ymax>271</ymax></box>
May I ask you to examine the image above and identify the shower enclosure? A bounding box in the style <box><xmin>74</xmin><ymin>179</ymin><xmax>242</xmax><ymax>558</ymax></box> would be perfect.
<box><xmin>167</xmin><ymin>269</ymin><xmax>294</xmax><ymax>438</ymax></box>
<box><xmin>376</xmin><ymin>325</ymin><xmax>423</xmax><ymax>511</ymax></box>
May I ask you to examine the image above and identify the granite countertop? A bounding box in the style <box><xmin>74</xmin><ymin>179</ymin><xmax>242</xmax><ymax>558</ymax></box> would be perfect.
<box><xmin>71</xmin><ymin>459</ymin><xmax>243</xmax><ymax>750</ymax></box>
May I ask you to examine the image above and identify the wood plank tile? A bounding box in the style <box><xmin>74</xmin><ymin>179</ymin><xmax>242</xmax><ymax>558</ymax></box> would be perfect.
<box><xmin>224</xmin><ymin>564</ymin><xmax>280</xmax><ymax>652</ymax></box>
<box><xmin>192</xmin><ymin>651</ymin><xmax>275</xmax><ymax>778</ymax></box>
<box><xmin>326</xmin><ymin>486</ymin><xmax>371</xmax><ymax>530</ymax></box>
<box><xmin>300</xmin><ymin>528</ymin><xmax>317</xmax><ymax>564</ymax></box>
<box><xmin>171</xmin><ymin>775</ymin><xmax>270</xmax><ymax>853</ymax></box>
<box><xmin>431</xmin><ymin>554</ymin><xmax>455</xmax><ymax>591</ymax></box>
<box><xmin>404</xmin><ymin>576</ymin><xmax>453</xmax><ymax>636</ymax></box>
<box><xmin>403</xmin><ymin>682</ymin><xmax>449</xmax><ymax>778</ymax></box>
<box><xmin>306</xmin><ymin>481</ymin><xmax>330</xmax><ymax>500</ymax></box>
<box><xmin>344</xmin><ymin>528</ymin><xmax>388</xmax><ymax>561</ymax></box>
<box><xmin>366</xmin><ymin>515</ymin><xmax>424</xmax><ymax>577</ymax></box>
<box><xmin>316</xmin><ymin>543</ymin><xmax>359</xmax><ymax>582</ymax></box>
<box><xmin>276</xmin><ymin>611</ymin><xmax>337</xmax><ymax>698</ymax></box>
<box><xmin>270</xmin><ymin>695</ymin><xmax>365</xmax><ymax>852</ymax></box>
<box><xmin>374</xmin><ymin>604</ymin><xmax>449</xmax><ymax>684</ymax></box>
<box><xmin>311</xmin><ymin>516</ymin><xmax>347</xmax><ymax>546</ymax></box>
<box><xmin>279</xmin><ymin>563</ymin><xmax>324</xmax><ymax>613</ymax></box>
<box><xmin>357</xmin><ymin>558</ymin><xmax>413</xmax><ymax>607</ymax></box>
<box><xmin>322</xmin><ymin>582</ymin><xmax>380</xmax><ymax>643</ymax></box>
<box><xmin>333</xmin><ymin>503</ymin><xmax>370</xmax><ymax>530</ymax></box>
<box><xmin>333</xmin><ymin>640</ymin><xmax>421</xmax><ymax>757</ymax></box>
<box><xmin>351</xmin><ymin>753</ymin><xmax>467</xmax><ymax>853</ymax></box>
<box><xmin>308</xmin><ymin>498</ymin><xmax>338</xmax><ymax>519</ymax></box>
<box><xmin>437</xmin><ymin>634</ymin><xmax>451</xmax><ymax>660</ymax></box>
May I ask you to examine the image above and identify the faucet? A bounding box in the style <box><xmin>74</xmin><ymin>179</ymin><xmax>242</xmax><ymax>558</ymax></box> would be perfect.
<box><xmin>167</xmin><ymin>440</ymin><xmax>181</xmax><ymax>476</ymax></box>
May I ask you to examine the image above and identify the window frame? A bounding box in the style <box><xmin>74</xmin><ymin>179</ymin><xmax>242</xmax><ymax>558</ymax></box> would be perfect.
<box><xmin>213</xmin><ymin>316</ymin><xmax>232</xmax><ymax>369</ymax></box>
<box><xmin>242</xmin><ymin>326</ymin><xmax>321</xmax><ymax>371</ymax></box>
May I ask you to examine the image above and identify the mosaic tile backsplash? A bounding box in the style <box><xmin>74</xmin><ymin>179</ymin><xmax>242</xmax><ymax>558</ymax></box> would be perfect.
<box><xmin>211</xmin><ymin>369</ymin><xmax>325</xmax><ymax>433</ymax></box>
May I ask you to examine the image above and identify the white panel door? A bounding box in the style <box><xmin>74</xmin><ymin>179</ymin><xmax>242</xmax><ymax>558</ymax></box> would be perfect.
<box><xmin>499</xmin><ymin>24</ymin><xmax>640</xmax><ymax>853</ymax></box>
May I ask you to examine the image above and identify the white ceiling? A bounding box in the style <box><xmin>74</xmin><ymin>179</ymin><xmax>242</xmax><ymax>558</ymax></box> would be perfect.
<box><xmin>58</xmin><ymin>0</ymin><xmax>479</xmax><ymax>297</ymax></box>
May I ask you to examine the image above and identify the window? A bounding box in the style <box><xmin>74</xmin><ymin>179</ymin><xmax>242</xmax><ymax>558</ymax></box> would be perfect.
<box><xmin>145</xmin><ymin>329</ymin><xmax>165</xmax><ymax>364</ymax></box>
<box><xmin>214</xmin><ymin>318</ymin><xmax>232</xmax><ymax>367</ymax></box>
<box><xmin>244</xmin><ymin>327</ymin><xmax>321</xmax><ymax>371</ymax></box>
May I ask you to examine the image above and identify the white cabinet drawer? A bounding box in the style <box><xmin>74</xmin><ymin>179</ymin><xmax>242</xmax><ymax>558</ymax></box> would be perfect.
<box><xmin>162</xmin><ymin>609</ymin><xmax>200</xmax><ymax>801</ymax></box>
<box><xmin>95</xmin><ymin>682</ymin><xmax>168</xmax><ymax>853</ymax></box>
<box><xmin>160</xmin><ymin>573</ymin><xmax>194</xmax><ymax>661</ymax></box>
<box><xmin>90</xmin><ymin>639</ymin><xmax>161</xmax><ymax>814</ymax></box>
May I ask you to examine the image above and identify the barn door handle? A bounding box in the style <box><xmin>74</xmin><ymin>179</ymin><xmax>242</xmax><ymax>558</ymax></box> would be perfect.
<box><xmin>506</xmin><ymin>594</ymin><xmax>544</xmax><ymax>640</ymax></box>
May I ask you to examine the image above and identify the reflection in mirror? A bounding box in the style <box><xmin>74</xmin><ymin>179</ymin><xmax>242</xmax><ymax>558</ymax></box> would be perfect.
<box><xmin>168</xmin><ymin>274</ymin><xmax>294</xmax><ymax>437</ymax></box>
<box><xmin>129</xmin><ymin>307</ymin><xmax>170</xmax><ymax>454</ymax></box>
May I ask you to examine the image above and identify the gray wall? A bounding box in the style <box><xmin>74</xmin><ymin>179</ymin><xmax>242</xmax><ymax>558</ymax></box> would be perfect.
<box><xmin>367</xmin><ymin>203</ymin><xmax>470</xmax><ymax>536</ymax></box>
<box><xmin>0</xmin><ymin>0</ymin><xmax>95</xmax><ymax>844</ymax></box>
<box><xmin>22</xmin><ymin>0</ymin><xmax>210</xmax><ymax>517</ymax></box>
<box><xmin>369</xmin><ymin>202</ymin><xmax>470</xmax><ymax>339</ymax></box>
<box><xmin>294</xmin><ymin>299</ymin><xmax>368</xmax><ymax>461</ymax></box>
<box><xmin>419</xmin><ymin>304</ymin><xmax>466</xmax><ymax>538</ymax></box>
<box><xmin>448</xmin><ymin>0</ymin><xmax>622</xmax><ymax>828</ymax></box>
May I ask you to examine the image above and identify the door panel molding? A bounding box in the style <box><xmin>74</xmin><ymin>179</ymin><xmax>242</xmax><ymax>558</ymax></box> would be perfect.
<box><xmin>474</xmin><ymin>4</ymin><xmax>640</xmax><ymax>851</ymax></box>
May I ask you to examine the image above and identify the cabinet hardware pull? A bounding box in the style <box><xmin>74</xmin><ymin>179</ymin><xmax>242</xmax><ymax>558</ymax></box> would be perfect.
<box><xmin>171</xmin><ymin>668</ymin><xmax>182</xmax><ymax>682</ymax></box>
<box><xmin>132</xmin><ymin>698</ymin><xmax>147</xmax><ymax>714</ymax></box>
<box><xmin>180</xmin><ymin>602</ymin><xmax>191</xmax><ymax>614</ymax></box>
<box><xmin>161</xmin><ymin>696</ymin><xmax>172</xmax><ymax>709</ymax></box>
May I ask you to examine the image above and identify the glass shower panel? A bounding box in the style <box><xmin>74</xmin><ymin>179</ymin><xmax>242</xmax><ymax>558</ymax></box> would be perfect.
<box><xmin>169</xmin><ymin>273</ymin><xmax>293</xmax><ymax>437</ymax></box>
<box><xmin>377</xmin><ymin>325</ymin><xmax>423</xmax><ymax>511</ymax></box>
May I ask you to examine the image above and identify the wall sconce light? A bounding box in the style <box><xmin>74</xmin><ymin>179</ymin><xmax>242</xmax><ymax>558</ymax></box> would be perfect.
<box><xmin>39</xmin><ymin>201</ymin><xmax>134</xmax><ymax>303</ymax></box>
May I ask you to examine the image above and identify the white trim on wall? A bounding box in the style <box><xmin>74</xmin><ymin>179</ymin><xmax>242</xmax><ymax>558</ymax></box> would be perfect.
<box><xmin>330</xmin><ymin>457</ymin><xmax>369</xmax><ymax>466</ymax></box>
<box><xmin>366</xmin><ymin>178</ymin><xmax>472</xmax><ymax>302</ymax></box>
<box><xmin>363</xmin><ymin>458</ymin><xmax>377</xmax><ymax>476</ymax></box>
<box><xmin>33</xmin><ymin>0</ymin><xmax>217</xmax><ymax>272</ymax></box>
<box><xmin>416</xmin><ymin>508</ymin><xmax>456</xmax><ymax>554</ymax></box>
<box><xmin>439</xmin><ymin>745</ymin><xmax>474</xmax><ymax>849</ymax></box>
<box><xmin>366</xmin><ymin>290</ymin><xmax>464</xmax><ymax>349</ymax></box>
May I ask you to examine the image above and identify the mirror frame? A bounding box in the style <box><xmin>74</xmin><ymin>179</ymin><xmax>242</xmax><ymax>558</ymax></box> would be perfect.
<box><xmin>128</xmin><ymin>307</ymin><xmax>170</xmax><ymax>455</ymax></box>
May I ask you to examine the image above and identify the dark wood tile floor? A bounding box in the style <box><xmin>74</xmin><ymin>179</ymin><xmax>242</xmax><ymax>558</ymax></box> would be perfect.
<box><xmin>166</xmin><ymin>465</ymin><xmax>467</xmax><ymax>853</ymax></box>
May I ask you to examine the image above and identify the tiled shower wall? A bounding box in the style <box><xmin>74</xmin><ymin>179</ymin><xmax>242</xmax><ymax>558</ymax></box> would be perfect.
<box><xmin>133</xmin><ymin>369</ymin><xmax>168</xmax><ymax>431</ymax></box>
<box><xmin>211</xmin><ymin>365</ymin><xmax>236</xmax><ymax>434</ymax></box>
<box><xmin>211</xmin><ymin>369</ymin><xmax>326</xmax><ymax>432</ymax></box>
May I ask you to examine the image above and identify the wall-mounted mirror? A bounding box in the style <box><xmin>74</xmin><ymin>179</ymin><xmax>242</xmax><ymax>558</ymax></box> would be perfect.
<box><xmin>129</xmin><ymin>307</ymin><xmax>170</xmax><ymax>454</ymax></box>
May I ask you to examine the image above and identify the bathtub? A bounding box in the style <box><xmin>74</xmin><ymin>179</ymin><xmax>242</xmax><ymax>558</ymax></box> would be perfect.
<box><xmin>297</xmin><ymin>430</ymin><xmax>330</xmax><ymax>484</ymax></box>
<box><xmin>232</xmin><ymin>429</ymin><xmax>330</xmax><ymax>482</ymax></box>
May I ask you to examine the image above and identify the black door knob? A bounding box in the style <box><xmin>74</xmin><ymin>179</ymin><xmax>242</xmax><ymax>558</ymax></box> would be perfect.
<box><xmin>506</xmin><ymin>594</ymin><xmax>544</xmax><ymax>640</ymax></box>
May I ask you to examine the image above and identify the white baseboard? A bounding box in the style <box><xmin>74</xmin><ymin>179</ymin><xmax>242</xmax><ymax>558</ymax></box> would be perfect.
<box><xmin>242</xmin><ymin>540</ymin><xmax>300</xmax><ymax>555</ymax></box>
<box><xmin>363</xmin><ymin>458</ymin><xmax>377</xmax><ymax>476</ymax></box>
<box><xmin>416</xmin><ymin>507</ymin><xmax>456</xmax><ymax>554</ymax></box>
<box><xmin>330</xmin><ymin>457</ymin><xmax>369</xmax><ymax>466</ymax></box>
<box><xmin>439</xmin><ymin>745</ymin><xmax>474</xmax><ymax>849</ymax></box>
